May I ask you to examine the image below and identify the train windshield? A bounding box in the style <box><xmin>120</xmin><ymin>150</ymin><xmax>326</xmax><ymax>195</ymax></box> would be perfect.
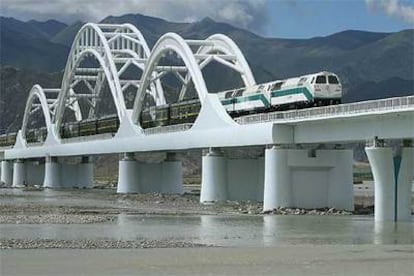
<box><xmin>328</xmin><ymin>75</ymin><xmax>339</xmax><ymax>84</ymax></box>
<box><xmin>315</xmin><ymin>75</ymin><xmax>326</xmax><ymax>84</ymax></box>
<box><xmin>298</xmin><ymin>77</ymin><xmax>307</xmax><ymax>86</ymax></box>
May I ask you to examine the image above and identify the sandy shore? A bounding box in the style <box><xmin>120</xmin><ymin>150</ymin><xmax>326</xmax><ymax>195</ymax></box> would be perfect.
<box><xmin>2</xmin><ymin>245</ymin><xmax>414</xmax><ymax>276</ymax></box>
<box><xmin>0</xmin><ymin>186</ymin><xmax>376</xmax><ymax>250</ymax></box>
<box><xmin>1</xmin><ymin>187</ymin><xmax>413</xmax><ymax>275</ymax></box>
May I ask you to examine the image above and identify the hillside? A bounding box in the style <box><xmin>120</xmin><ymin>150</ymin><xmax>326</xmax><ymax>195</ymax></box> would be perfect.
<box><xmin>0</xmin><ymin>67</ymin><xmax>63</xmax><ymax>132</ymax></box>
<box><xmin>0</xmin><ymin>14</ymin><xmax>413</xmax><ymax>132</ymax></box>
<box><xmin>0</xmin><ymin>17</ymin><xmax>70</xmax><ymax>72</ymax></box>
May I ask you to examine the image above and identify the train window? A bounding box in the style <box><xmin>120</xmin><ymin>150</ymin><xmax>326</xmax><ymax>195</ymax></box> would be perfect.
<box><xmin>235</xmin><ymin>89</ymin><xmax>244</xmax><ymax>97</ymax></box>
<box><xmin>298</xmin><ymin>77</ymin><xmax>307</xmax><ymax>86</ymax></box>
<box><xmin>225</xmin><ymin>91</ymin><xmax>233</xmax><ymax>98</ymax></box>
<box><xmin>315</xmin><ymin>76</ymin><xmax>326</xmax><ymax>84</ymax></box>
<box><xmin>271</xmin><ymin>82</ymin><xmax>283</xmax><ymax>91</ymax></box>
<box><xmin>328</xmin><ymin>75</ymin><xmax>339</xmax><ymax>84</ymax></box>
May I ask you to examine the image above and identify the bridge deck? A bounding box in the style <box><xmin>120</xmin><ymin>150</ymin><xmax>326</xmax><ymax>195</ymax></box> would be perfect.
<box><xmin>2</xmin><ymin>96</ymin><xmax>413</xmax><ymax>159</ymax></box>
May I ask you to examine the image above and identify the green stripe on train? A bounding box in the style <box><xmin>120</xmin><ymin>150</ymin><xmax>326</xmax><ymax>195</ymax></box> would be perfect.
<box><xmin>221</xmin><ymin>87</ymin><xmax>313</xmax><ymax>107</ymax></box>
<box><xmin>221</xmin><ymin>93</ymin><xmax>270</xmax><ymax>106</ymax></box>
<box><xmin>270</xmin><ymin>87</ymin><xmax>313</xmax><ymax>101</ymax></box>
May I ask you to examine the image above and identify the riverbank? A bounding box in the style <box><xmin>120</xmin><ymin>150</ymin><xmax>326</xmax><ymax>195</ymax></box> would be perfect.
<box><xmin>2</xmin><ymin>245</ymin><xmax>414</xmax><ymax>276</ymax></box>
<box><xmin>0</xmin><ymin>186</ymin><xmax>379</xmax><ymax>250</ymax></box>
<box><xmin>0</xmin><ymin>186</ymin><xmax>373</xmax><ymax>222</ymax></box>
<box><xmin>1</xmin><ymin>187</ymin><xmax>413</xmax><ymax>275</ymax></box>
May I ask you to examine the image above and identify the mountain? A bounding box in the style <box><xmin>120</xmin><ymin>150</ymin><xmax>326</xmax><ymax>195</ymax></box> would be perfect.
<box><xmin>0</xmin><ymin>17</ymin><xmax>70</xmax><ymax>72</ymax></box>
<box><xmin>343</xmin><ymin>77</ymin><xmax>414</xmax><ymax>103</ymax></box>
<box><xmin>0</xmin><ymin>14</ymin><xmax>413</xmax><ymax>109</ymax></box>
<box><xmin>27</xmin><ymin>19</ymin><xmax>67</xmax><ymax>39</ymax></box>
<box><xmin>51</xmin><ymin>21</ymin><xmax>84</xmax><ymax>46</ymax></box>
<box><xmin>0</xmin><ymin>14</ymin><xmax>412</xmax><ymax>169</ymax></box>
<box><xmin>0</xmin><ymin>67</ymin><xmax>63</xmax><ymax>133</ymax></box>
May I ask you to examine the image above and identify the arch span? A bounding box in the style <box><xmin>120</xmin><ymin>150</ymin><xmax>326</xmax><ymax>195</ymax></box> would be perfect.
<box><xmin>61</xmin><ymin>48</ymin><xmax>122</xmax><ymax>121</ymax></box>
<box><xmin>54</xmin><ymin>23</ymin><xmax>161</xmax><ymax>136</ymax></box>
<box><xmin>199</xmin><ymin>34</ymin><xmax>256</xmax><ymax>87</ymax></box>
<box><xmin>177</xmin><ymin>34</ymin><xmax>256</xmax><ymax>101</ymax></box>
<box><xmin>132</xmin><ymin>33</ymin><xmax>210</xmax><ymax>125</ymax></box>
<box><xmin>21</xmin><ymin>85</ymin><xmax>53</xmax><ymax>140</ymax></box>
<box><xmin>55</xmin><ymin>23</ymin><xmax>125</xmax><ymax>130</ymax></box>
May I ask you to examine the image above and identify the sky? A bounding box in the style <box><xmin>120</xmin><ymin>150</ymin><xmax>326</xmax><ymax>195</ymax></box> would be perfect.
<box><xmin>0</xmin><ymin>0</ymin><xmax>413</xmax><ymax>38</ymax></box>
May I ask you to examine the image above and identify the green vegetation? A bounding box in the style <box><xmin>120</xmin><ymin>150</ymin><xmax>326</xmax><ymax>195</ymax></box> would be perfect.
<box><xmin>353</xmin><ymin>163</ymin><xmax>373</xmax><ymax>184</ymax></box>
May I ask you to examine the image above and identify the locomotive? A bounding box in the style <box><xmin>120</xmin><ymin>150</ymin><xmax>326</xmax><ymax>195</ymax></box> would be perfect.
<box><xmin>140</xmin><ymin>71</ymin><xmax>342</xmax><ymax>128</ymax></box>
<box><xmin>0</xmin><ymin>71</ymin><xmax>342</xmax><ymax>145</ymax></box>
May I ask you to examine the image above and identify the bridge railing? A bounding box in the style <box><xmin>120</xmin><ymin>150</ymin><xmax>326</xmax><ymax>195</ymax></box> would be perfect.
<box><xmin>236</xmin><ymin>95</ymin><xmax>414</xmax><ymax>125</ymax></box>
<box><xmin>143</xmin><ymin>123</ymin><xmax>193</xmax><ymax>135</ymax></box>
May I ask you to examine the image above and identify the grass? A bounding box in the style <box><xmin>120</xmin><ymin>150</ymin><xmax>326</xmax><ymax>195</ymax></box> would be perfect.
<box><xmin>353</xmin><ymin>162</ymin><xmax>373</xmax><ymax>184</ymax></box>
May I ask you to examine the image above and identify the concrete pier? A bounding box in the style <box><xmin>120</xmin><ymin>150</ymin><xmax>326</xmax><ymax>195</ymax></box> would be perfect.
<box><xmin>200</xmin><ymin>149</ymin><xmax>228</xmax><ymax>202</ymax></box>
<box><xmin>43</xmin><ymin>156</ymin><xmax>60</xmax><ymax>188</ymax></box>
<box><xmin>117</xmin><ymin>152</ymin><xmax>183</xmax><ymax>194</ymax></box>
<box><xmin>117</xmin><ymin>153</ymin><xmax>139</xmax><ymax>193</ymax></box>
<box><xmin>160</xmin><ymin>153</ymin><xmax>183</xmax><ymax>194</ymax></box>
<box><xmin>200</xmin><ymin>148</ymin><xmax>264</xmax><ymax>203</ymax></box>
<box><xmin>12</xmin><ymin>159</ymin><xmax>26</xmax><ymax>187</ymax></box>
<box><xmin>366</xmin><ymin>143</ymin><xmax>413</xmax><ymax>221</ymax></box>
<box><xmin>25</xmin><ymin>160</ymin><xmax>44</xmax><ymax>186</ymax></box>
<box><xmin>44</xmin><ymin>156</ymin><xmax>95</xmax><ymax>188</ymax></box>
<box><xmin>263</xmin><ymin>147</ymin><xmax>291</xmax><ymax>210</ymax></box>
<box><xmin>262</xmin><ymin>146</ymin><xmax>354</xmax><ymax>211</ymax></box>
<box><xmin>77</xmin><ymin>156</ymin><xmax>94</xmax><ymax>188</ymax></box>
<box><xmin>1</xmin><ymin>160</ymin><xmax>13</xmax><ymax>185</ymax></box>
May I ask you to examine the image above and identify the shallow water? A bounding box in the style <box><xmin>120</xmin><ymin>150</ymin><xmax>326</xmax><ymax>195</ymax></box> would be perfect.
<box><xmin>1</xmin><ymin>214</ymin><xmax>413</xmax><ymax>247</ymax></box>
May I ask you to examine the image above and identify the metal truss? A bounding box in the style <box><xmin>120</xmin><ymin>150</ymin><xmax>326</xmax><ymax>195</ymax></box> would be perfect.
<box><xmin>20</xmin><ymin>23</ymin><xmax>256</xmax><ymax>140</ymax></box>
<box><xmin>21</xmin><ymin>85</ymin><xmax>59</xmax><ymax>139</ymax></box>
<box><xmin>132</xmin><ymin>32</ymin><xmax>256</xmax><ymax>125</ymax></box>
<box><xmin>54</xmin><ymin>23</ymin><xmax>163</xmax><ymax>134</ymax></box>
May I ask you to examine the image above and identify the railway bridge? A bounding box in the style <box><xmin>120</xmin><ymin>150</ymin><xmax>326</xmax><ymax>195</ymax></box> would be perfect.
<box><xmin>0</xmin><ymin>23</ymin><xmax>413</xmax><ymax>222</ymax></box>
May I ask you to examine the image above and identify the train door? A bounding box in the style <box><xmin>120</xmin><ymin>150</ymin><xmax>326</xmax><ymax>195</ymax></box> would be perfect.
<box><xmin>313</xmin><ymin>75</ymin><xmax>328</xmax><ymax>101</ymax></box>
<box><xmin>327</xmin><ymin>75</ymin><xmax>342</xmax><ymax>100</ymax></box>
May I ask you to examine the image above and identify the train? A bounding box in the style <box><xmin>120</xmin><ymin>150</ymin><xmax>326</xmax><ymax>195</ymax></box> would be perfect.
<box><xmin>0</xmin><ymin>116</ymin><xmax>120</xmax><ymax>147</ymax></box>
<box><xmin>141</xmin><ymin>71</ymin><xmax>342</xmax><ymax>128</ymax></box>
<box><xmin>0</xmin><ymin>128</ymin><xmax>48</xmax><ymax>147</ymax></box>
<box><xmin>0</xmin><ymin>71</ymin><xmax>342</xmax><ymax>145</ymax></box>
<box><xmin>60</xmin><ymin>115</ymin><xmax>120</xmax><ymax>139</ymax></box>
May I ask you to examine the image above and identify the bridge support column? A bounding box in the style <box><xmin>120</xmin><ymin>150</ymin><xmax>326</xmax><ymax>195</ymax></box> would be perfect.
<box><xmin>366</xmin><ymin>141</ymin><xmax>413</xmax><ymax>222</ymax></box>
<box><xmin>200</xmin><ymin>148</ymin><xmax>228</xmax><ymax>202</ymax></box>
<box><xmin>1</xmin><ymin>160</ymin><xmax>13</xmax><ymax>185</ymax></box>
<box><xmin>43</xmin><ymin>156</ymin><xmax>60</xmax><ymax>188</ymax></box>
<box><xmin>117</xmin><ymin>152</ymin><xmax>183</xmax><ymax>194</ymax></box>
<box><xmin>262</xmin><ymin>146</ymin><xmax>353</xmax><ymax>212</ymax></box>
<box><xmin>160</xmin><ymin>153</ymin><xmax>182</xmax><ymax>194</ymax></box>
<box><xmin>76</xmin><ymin>156</ymin><xmax>94</xmax><ymax>188</ymax></box>
<box><xmin>263</xmin><ymin>146</ymin><xmax>291</xmax><ymax>211</ymax></box>
<box><xmin>25</xmin><ymin>160</ymin><xmax>45</xmax><ymax>186</ymax></box>
<box><xmin>117</xmin><ymin>153</ymin><xmax>139</xmax><ymax>193</ymax></box>
<box><xmin>200</xmin><ymin>148</ymin><xmax>264</xmax><ymax>203</ymax></box>
<box><xmin>12</xmin><ymin>159</ymin><xmax>26</xmax><ymax>187</ymax></box>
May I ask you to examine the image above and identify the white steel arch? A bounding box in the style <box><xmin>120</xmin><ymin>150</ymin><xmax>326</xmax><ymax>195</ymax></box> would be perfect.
<box><xmin>178</xmin><ymin>34</ymin><xmax>256</xmax><ymax>101</ymax></box>
<box><xmin>21</xmin><ymin>85</ymin><xmax>58</xmax><ymax>139</ymax></box>
<box><xmin>200</xmin><ymin>34</ymin><xmax>255</xmax><ymax>85</ymax></box>
<box><xmin>54</xmin><ymin>23</ymin><xmax>161</xmax><ymax>136</ymax></box>
<box><xmin>132</xmin><ymin>33</ymin><xmax>210</xmax><ymax>124</ymax></box>
<box><xmin>18</xmin><ymin>23</ymin><xmax>257</xmax><ymax>140</ymax></box>
<box><xmin>59</xmin><ymin>48</ymin><xmax>122</xmax><ymax>120</ymax></box>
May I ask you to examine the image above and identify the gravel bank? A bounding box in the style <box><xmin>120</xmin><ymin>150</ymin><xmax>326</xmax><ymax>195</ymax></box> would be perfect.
<box><xmin>0</xmin><ymin>187</ymin><xmax>377</xmax><ymax>249</ymax></box>
<box><xmin>0</xmin><ymin>214</ymin><xmax>115</xmax><ymax>224</ymax></box>
<box><xmin>0</xmin><ymin>239</ymin><xmax>207</xmax><ymax>249</ymax></box>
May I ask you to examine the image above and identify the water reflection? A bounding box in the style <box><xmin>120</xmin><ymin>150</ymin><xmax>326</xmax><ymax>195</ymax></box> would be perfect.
<box><xmin>374</xmin><ymin>221</ymin><xmax>414</xmax><ymax>245</ymax></box>
<box><xmin>1</xmin><ymin>215</ymin><xmax>412</xmax><ymax>247</ymax></box>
